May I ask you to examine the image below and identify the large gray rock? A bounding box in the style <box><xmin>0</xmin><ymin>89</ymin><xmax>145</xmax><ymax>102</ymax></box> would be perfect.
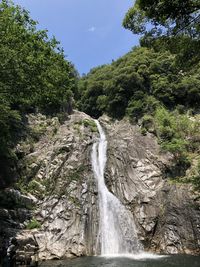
<box><xmin>16</xmin><ymin>111</ymin><xmax>99</xmax><ymax>259</ymax></box>
<box><xmin>100</xmin><ymin>116</ymin><xmax>200</xmax><ymax>255</ymax></box>
<box><xmin>5</xmin><ymin>111</ymin><xmax>200</xmax><ymax>259</ymax></box>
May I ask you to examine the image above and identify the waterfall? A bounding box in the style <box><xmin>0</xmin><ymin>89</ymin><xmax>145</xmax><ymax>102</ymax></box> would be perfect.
<box><xmin>91</xmin><ymin>120</ymin><xmax>142</xmax><ymax>256</ymax></box>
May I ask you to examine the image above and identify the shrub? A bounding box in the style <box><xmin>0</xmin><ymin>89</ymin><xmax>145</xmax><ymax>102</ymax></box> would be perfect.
<box><xmin>26</xmin><ymin>218</ymin><xmax>41</xmax><ymax>229</ymax></box>
<box><xmin>82</xmin><ymin>119</ymin><xmax>98</xmax><ymax>132</ymax></box>
<box><xmin>141</xmin><ymin>115</ymin><xmax>154</xmax><ymax>130</ymax></box>
<box><xmin>187</xmin><ymin>160</ymin><xmax>200</xmax><ymax>191</ymax></box>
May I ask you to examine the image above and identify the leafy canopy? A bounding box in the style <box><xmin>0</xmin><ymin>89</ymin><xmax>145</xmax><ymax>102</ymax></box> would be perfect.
<box><xmin>77</xmin><ymin>46</ymin><xmax>200</xmax><ymax>120</ymax></box>
<box><xmin>0</xmin><ymin>0</ymin><xmax>77</xmax><ymax>187</ymax></box>
<box><xmin>123</xmin><ymin>0</ymin><xmax>200</xmax><ymax>37</ymax></box>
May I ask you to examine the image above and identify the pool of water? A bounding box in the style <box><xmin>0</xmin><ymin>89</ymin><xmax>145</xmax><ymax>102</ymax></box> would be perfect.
<box><xmin>40</xmin><ymin>254</ymin><xmax>200</xmax><ymax>267</ymax></box>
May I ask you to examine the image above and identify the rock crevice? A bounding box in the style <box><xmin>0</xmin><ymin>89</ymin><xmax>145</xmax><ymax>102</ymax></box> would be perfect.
<box><xmin>1</xmin><ymin>112</ymin><xmax>199</xmax><ymax>259</ymax></box>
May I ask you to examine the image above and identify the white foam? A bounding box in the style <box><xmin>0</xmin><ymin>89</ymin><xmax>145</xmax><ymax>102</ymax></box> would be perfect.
<box><xmin>99</xmin><ymin>252</ymin><xmax>168</xmax><ymax>260</ymax></box>
<box><xmin>92</xmin><ymin>120</ymin><xmax>142</xmax><ymax>255</ymax></box>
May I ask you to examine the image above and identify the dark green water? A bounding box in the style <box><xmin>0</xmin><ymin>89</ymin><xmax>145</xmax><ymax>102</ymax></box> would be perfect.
<box><xmin>40</xmin><ymin>255</ymin><xmax>200</xmax><ymax>267</ymax></box>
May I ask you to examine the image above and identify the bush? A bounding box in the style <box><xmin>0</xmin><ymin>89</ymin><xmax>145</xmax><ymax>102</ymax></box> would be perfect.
<box><xmin>187</xmin><ymin>160</ymin><xmax>200</xmax><ymax>191</ymax></box>
<box><xmin>82</xmin><ymin>119</ymin><xmax>98</xmax><ymax>132</ymax></box>
<box><xmin>141</xmin><ymin>115</ymin><xmax>154</xmax><ymax>131</ymax></box>
<box><xmin>126</xmin><ymin>99</ymin><xmax>145</xmax><ymax>120</ymax></box>
<box><xmin>26</xmin><ymin>218</ymin><xmax>41</xmax><ymax>229</ymax></box>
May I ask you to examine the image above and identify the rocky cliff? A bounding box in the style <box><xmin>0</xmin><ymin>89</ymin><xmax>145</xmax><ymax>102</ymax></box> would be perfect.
<box><xmin>1</xmin><ymin>111</ymin><xmax>200</xmax><ymax>260</ymax></box>
<box><xmin>101</xmin><ymin>116</ymin><xmax>200</xmax><ymax>255</ymax></box>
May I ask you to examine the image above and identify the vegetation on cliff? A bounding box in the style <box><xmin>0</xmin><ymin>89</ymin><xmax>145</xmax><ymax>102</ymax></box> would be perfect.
<box><xmin>0</xmin><ymin>0</ymin><xmax>77</xmax><ymax>187</ymax></box>
<box><xmin>77</xmin><ymin>0</ymin><xmax>200</xmax><ymax>189</ymax></box>
<box><xmin>0</xmin><ymin>0</ymin><xmax>200</xmax><ymax>191</ymax></box>
<box><xmin>78</xmin><ymin>0</ymin><xmax>200</xmax><ymax>119</ymax></box>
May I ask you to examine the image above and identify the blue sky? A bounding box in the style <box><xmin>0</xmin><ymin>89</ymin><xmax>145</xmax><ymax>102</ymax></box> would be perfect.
<box><xmin>13</xmin><ymin>0</ymin><xmax>139</xmax><ymax>75</ymax></box>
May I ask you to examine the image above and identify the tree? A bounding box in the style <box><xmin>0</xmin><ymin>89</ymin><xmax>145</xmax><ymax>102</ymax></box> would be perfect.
<box><xmin>123</xmin><ymin>0</ymin><xmax>200</xmax><ymax>37</ymax></box>
<box><xmin>0</xmin><ymin>0</ymin><xmax>77</xmax><ymax>187</ymax></box>
<box><xmin>123</xmin><ymin>1</ymin><xmax>200</xmax><ymax>68</ymax></box>
<box><xmin>0</xmin><ymin>0</ymin><xmax>77</xmax><ymax>114</ymax></box>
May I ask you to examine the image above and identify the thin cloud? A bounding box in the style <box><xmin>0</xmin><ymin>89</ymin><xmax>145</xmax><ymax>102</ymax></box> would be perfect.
<box><xmin>88</xmin><ymin>26</ymin><xmax>96</xmax><ymax>32</ymax></box>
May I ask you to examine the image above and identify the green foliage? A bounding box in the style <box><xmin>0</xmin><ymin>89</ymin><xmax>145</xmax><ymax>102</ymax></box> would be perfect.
<box><xmin>161</xmin><ymin>139</ymin><xmax>188</xmax><ymax>159</ymax></box>
<box><xmin>140</xmin><ymin>127</ymin><xmax>147</xmax><ymax>136</ymax></box>
<box><xmin>74</xmin><ymin>119</ymin><xmax>98</xmax><ymax>132</ymax></box>
<box><xmin>0</xmin><ymin>0</ymin><xmax>77</xmax><ymax>115</ymax></box>
<box><xmin>189</xmin><ymin>160</ymin><xmax>200</xmax><ymax>191</ymax></box>
<box><xmin>150</xmin><ymin>107</ymin><xmax>200</xmax><ymax>180</ymax></box>
<box><xmin>76</xmin><ymin>2</ymin><xmax>200</xmax><ymax>190</ymax></box>
<box><xmin>77</xmin><ymin>39</ymin><xmax>200</xmax><ymax>187</ymax></box>
<box><xmin>27</xmin><ymin>180</ymin><xmax>44</xmax><ymax>195</ymax></box>
<box><xmin>141</xmin><ymin>114</ymin><xmax>155</xmax><ymax>132</ymax></box>
<box><xmin>82</xmin><ymin>119</ymin><xmax>98</xmax><ymax>132</ymax></box>
<box><xmin>16</xmin><ymin>176</ymin><xmax>43</xmax><ymax>197</ymax></box>
<box><xmin>29</xmin><ymin>125</ymin><xmax>47</xmax><ymax>142</ymax></box>
<box><xmin>78</xmin><ymin>45</ymin><xmax>200</xmax><ymax>121</ymax></box>
<box><xmin>0</xmin><ymin>188</ymin><xmax>34</xmax><ymax>209</ymax></box>
<box><xmin>123</xmin><ymin>0</ymin><xmax>200</xmax><ymax>37</ymax></box>
<box><xmin>154</xmin><ymin>107</ymin><xmax>200</xmax><ymax>146</ymax></box>
<box><xmin>154</xmin><ymin>107</ymin><xmax>194</xmax><ymax>148</ymax></box>
<box><xmin>1</xmin><ymin>0</ymin><xmax>200</xmax><ymax>194</ymax></box>
<box><xmin>0</xmin><ymin>1</ymin><xmax>77</xmax><ymax>187</ymax></box>
<box><xmin>26</xmin><ymin>218</ymin><xmax>41</xmax><ymax>230</ymax></box>
<box><xmin>77</xmin><ymin>47</ymin><xmax>158</xmax><ymax>118</ymax></box>
<box><xmin>126</xmin><ymin>99</ymin><xmax>145</xmax><ymax>120</ymax></box>
<box><xmin>0</xmin><ymin>0</ymin><xmax>77</xmax><ymax>118</ymax></box>
<box><xmin>0</xmin><ymin>99</ymin><xmax>22</xmax><ymax>155</ymax></box>
<box><xmin>123</xmin><ymin>1</ymin><xmax>200</xmax><ymax>69</ymax></box>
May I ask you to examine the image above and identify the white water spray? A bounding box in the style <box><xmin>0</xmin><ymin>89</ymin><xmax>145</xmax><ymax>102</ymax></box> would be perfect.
<box><xmin>91</xmin><ymin>120</ymin><xmax>143</xmax><ymax>256</ymax></box>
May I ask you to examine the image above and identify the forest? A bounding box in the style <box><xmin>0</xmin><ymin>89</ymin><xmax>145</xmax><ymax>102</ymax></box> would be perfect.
<box><xmin>77</xmin><ymin>0</ymin><xmax>200</xmax><ymax>190</ymax></box>
<box><xmin>0</xmin><ymin>0</ymin><xmax>200</xmax><ymax>190</ymax></box>
<box><xmin>0</xmin><ymin>0</ymin><xmax>77</xmax><ymax>186</ymax></box>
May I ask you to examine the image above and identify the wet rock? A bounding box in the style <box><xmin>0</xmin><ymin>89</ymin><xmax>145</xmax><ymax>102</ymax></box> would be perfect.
<box><xmin>1</xmin><ymin>112</ymin><xmax>200</xmax><ymax>259</ymax></box>
<box><xmin>101</xmin><ymin>116</ymin><xmax>200</xmax><ymax>255</ymax></box>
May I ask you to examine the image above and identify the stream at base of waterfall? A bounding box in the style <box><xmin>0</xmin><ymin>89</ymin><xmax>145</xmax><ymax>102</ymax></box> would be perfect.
<box><xmin>91</xmin><ymin>120</ymin><xmax>143</xmax><ymax>256</ymax></box>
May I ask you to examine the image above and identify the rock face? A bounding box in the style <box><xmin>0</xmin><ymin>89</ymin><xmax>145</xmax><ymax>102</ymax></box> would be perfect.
<box><xmin>16</xmin><ymin>112</ymin><xmax>100</xmax><ymax>260</ymax></box>
<box><xmin>100</xmin><ymin>116</ymin><xmax>200</xmax><ymax>255</ymax></box>
<box><xmin>1</xmin><ymin>111</ymin><xmax>200</xmax><ymax>259</ymax></box>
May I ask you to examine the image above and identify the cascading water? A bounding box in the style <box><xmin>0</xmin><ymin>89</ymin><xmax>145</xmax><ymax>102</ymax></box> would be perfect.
<box><xmin>91</xmin><ymin>120</ymin><xmax>143</xmax><ymax>256</ymax></box>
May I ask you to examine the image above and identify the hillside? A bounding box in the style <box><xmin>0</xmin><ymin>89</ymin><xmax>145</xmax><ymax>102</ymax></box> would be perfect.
<box><xmin>0</xmin><ymin>112</ymin><xmax>199</xmax><ymax>260</ymax></box>
<box><xmin>0</xmin><ymin>0</ymin><xmax>200</xmax><ymax>262</ymax></box>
